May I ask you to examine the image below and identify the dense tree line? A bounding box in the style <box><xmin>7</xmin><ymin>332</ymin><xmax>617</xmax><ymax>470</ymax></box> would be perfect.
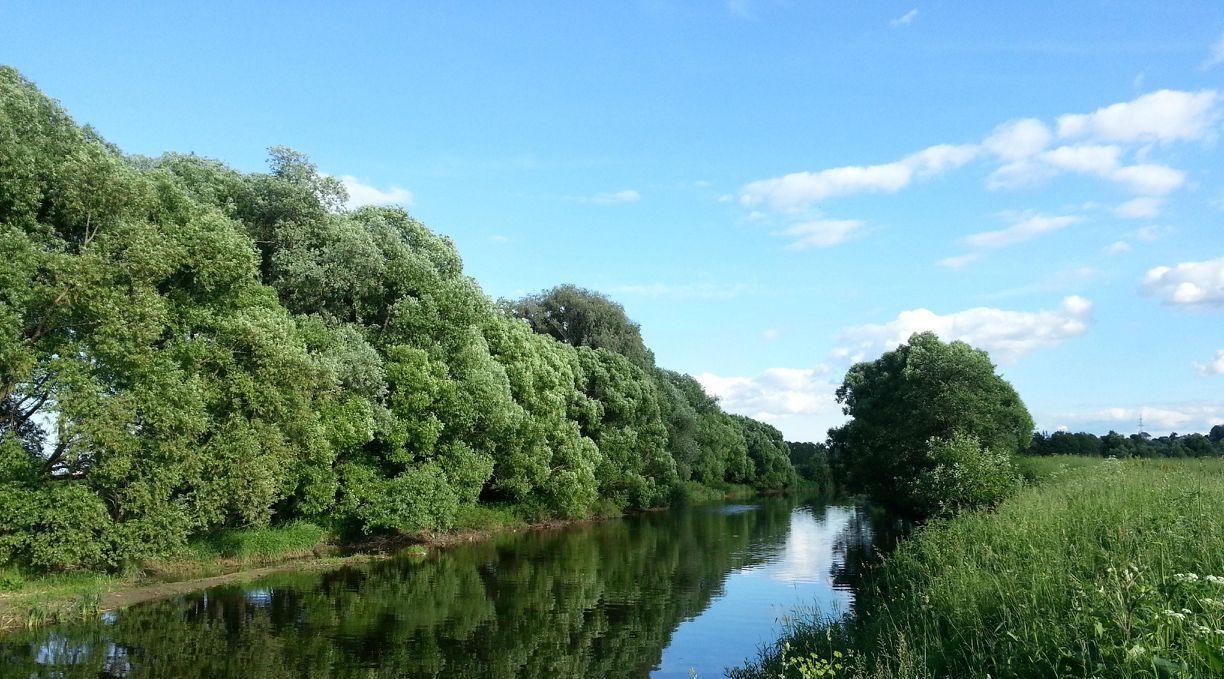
<box><xmin>0</xmin><ymin>68</ymin><xmax>794</xmax><ymax>572</ymax></box>
<box><xmin>1028</xmin><ymin>426</ymin><xmax>1224</xmax><ymax>458</ymax></box>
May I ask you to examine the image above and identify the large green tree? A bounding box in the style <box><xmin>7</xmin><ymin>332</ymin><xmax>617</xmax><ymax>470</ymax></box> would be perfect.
<box><xmin>829</xmin><ymin>331</ymin><xmax>1033</xmax><ymax>512</ymax></box>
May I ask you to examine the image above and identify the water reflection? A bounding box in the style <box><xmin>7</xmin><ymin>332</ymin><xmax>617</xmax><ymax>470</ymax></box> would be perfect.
<box><xmin>0</xmin><ymin>497</ymin><xmax>894</xmax><ymax>678</ymax></box>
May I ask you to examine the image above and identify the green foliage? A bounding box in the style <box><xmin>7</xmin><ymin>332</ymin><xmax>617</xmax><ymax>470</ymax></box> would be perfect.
<box><xmin>910</xmin><ymin>432</ymin><xmax>1018</xmax><ymax>517</ymax></box>
<box><xmin>788</xmin><ymin>441</ymin><xmax>833</xmax><ymax>492</ymax></box>
<box><xmin>830</xmin><ymin>331</ymin><xmax>1033</xmax><ymax>514</ymax></box>
<box><xmin>0</xmin><ymin>67</ymin><xmax>795</xmax><ymax>573</ymax></box>
<box><xmin>508</xmin><ymin>284</ymin><xmax>656</xmax><ymax>370</ymax></box>
<box><xmin>188</xmin><ymin>522</ymin><xmax>328</xmax><ymax>561</ymax></box>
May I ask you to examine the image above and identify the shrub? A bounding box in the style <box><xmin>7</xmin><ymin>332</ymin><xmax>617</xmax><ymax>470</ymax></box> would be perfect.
<box><xmin>911</xmin><ymin>432</ymin><xmax>1018</xmax><ymax>516</ymax></box>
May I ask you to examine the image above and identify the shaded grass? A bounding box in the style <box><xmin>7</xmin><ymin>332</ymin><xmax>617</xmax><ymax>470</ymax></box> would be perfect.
<box><xmin>733</xmin><ymin>458</ymin><xmax>1224</xmax><ymax>678</ymax></box>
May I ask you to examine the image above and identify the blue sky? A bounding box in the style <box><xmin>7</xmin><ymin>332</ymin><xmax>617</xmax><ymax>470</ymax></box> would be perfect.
<box><xmin>3</xmin><ymin>1</ymin><xmax>1222</xmax><ymax>441</ymax></box>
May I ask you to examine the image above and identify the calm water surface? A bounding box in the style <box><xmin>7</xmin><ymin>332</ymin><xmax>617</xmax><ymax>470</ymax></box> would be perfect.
<box><xmin>0</xmin><ymin>496</ymin><xmax>899</xmax><ymax>678</ymax></box>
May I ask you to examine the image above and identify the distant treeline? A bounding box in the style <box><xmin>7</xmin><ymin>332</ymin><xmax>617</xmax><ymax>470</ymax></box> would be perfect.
<box><xmin>1028</xmin><ymin>426</ymin><xmax>1224</xmax><ymax>458</ymax></box>
<box><xmin>0</xmin><ymin>68</ymin><xmax>794</xmax><ymax>573</ymax></box>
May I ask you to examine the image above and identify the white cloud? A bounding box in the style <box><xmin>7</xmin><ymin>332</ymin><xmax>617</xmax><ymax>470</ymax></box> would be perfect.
<box><xmin>1040</xmin><ymin>144</ymin><xmax>1122</xmax><ymax>174</ymax></box>
<box><xmin>904</xmin><ymin>144</ymin><xmax>981</xmax><ymax>175</ymax></box>
<box><xmin>962</xmin><ymin>213</ymin><xmax>1079</xmax><ymax>249</ymax></box>
<box><xmin>890</xmin><ymin>8</ymin><xmax>918</xmax><ymax>27</ymax></box>
<box><xmin>741</xmin><ymin>163</ymin><xmax>914</xmax><ymax>212</ymax></box>
<box><xmin>1108</xmin><ymin>164</ymin><xmax>1186</xmax><ymax>195</ymax></box>
<box><xmin>1114</xmin><ymin>197</ymin><xmax>1163</xmax><ymax>219</ymax></box>
<box><xmin>739</xmin><ymin>144</ymin><xmax>977</xmax><ymax>212</ymax></box>
<box><xmin>779</xmin><ymin>219</ymin><xmax>865</xmax><ymax>250</ymax></box>
<box><xmin>1203</xmin><ymin>32</ymin><xmax>1224</xmax><ymax>69</ymax></box>
<box><xmin>588</xmin><ymin>189</ymin><xmax>641</xmax><ymax>204</ymax></box>
<box><xmin>1060</xmin><ymin>403</ymin><xmax>1224</xmax><ymax>433</ymax></box>
<box><xmin>989</xmin><ymin>146</ymin><xmax>1186</xmax><ymax>195</ymax></box>
<box><xmin>983</xmin><ymin>118</ymin><xmax>1053</xmax><ymax>161</ymax></box>
<box><xmin>1057</xmin><ymin>89</ymin><xmax>1221</xmax><ymax>144</ymax></box>
<box><xmin>738</xmin><ymin>89</ymin><xmax>1214</xmax><ymax>226</ymax></box>
<box><xmin>761</xmin><ymin>328</ymin><xmax>783</xmax><ymax>341</ymax></box>
<box><xmin>336</xmin><ymin>175</ymin><xmax>414</xmax><ymax>208</ymax></box>
<box><xmin>1196</xmin><ymin>350</ymin><xmax>1224</xmax><ymax>376</ymax></box>
<box><xmin>938</xmin><ymin>253</ymin><xmax>982</xmax><ymax>269</ymax></box>
<box><xmin>1105</xmin><ymin>240</ymin><xmax>1132</xmax><ymax>255</ymax></box>
<box><xmin>837</xmin><ymin>296</ymin><xmax>1093</xmax><ymax>364</ymax></box>
<box><xmin>695</xmin><ymin>367</ymin><xmax>843</xmax><ymax>440</ymax></box>
<box><xmin>1142</xmin><ymin>257</ymin><xmax>1224</xmax><ymax>309</ymax></box>
<box><xmin>488</xmin><ymin>234</ymin><xmax>510</xmax><ymax>243</ymax></box>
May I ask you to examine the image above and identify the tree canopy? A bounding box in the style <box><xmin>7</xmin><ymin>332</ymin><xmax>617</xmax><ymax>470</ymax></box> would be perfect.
<box><xmin>0</xmin><ymin>67</ymin><xmax>795</xmax><ymax>572</ymax></box>
<box><xmin>829</xmin><ymin>331</ymin><xmax>1034</xmax><ymax>513</ymax></box>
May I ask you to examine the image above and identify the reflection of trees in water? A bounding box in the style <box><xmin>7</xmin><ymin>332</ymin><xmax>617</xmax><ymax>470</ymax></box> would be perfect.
<box><xmin>0</xmin><ymin>497</ymin><xmax>805</xmax><ymax>678</ymax></box>
<box><xmin>828</xmin><ymin>505</ymin><xmax>909</xmax><ymax>599</ymax></box>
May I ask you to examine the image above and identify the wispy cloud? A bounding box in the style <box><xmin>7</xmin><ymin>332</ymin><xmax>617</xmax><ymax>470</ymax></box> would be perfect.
<box><xmin>739</xmin><ymin>89</ymin><xmax>1218</xmax><ymax>219</ymax></box>
<box><xmin>1056</xmin><ymin>402</ymin><xmax>1224</xmax><ymax>433</ymax></box>
<box><xmin>937</xmin><ymin>253</ymin><xmax>983</xmax><ymax>269</ymax></box>
<box><xmin>890</xmin><ymin>8</ymin><xmax>918</xmax><ymax>27</ymax></box>
<box><xmin>1206</xmin><ymin>32</ymin><xmax>1224</xmax><ymax>69</ymax></box>
<box><xmin>334</xmin><ymin>175</ymin><xmax>414</xmax><ymax>208</ymax></box>
<box><xmin>1196</xmin><ymin>349</ymin><xmax>1224</xmax><ymax>376</ymax></box>
<box><xmin>962</xmin><ymin>213</ymin><xmax>1080</xmax><ymax>249</ymax></box>
<box><xmin>1114</xmin><ymin>197</ymin><xmax>1163</xmax><ymax>219</ymax></box>
<box><xmin>586</xmin><ymin>189</ymin><xmax>641</xmax><ymax>204</ymax></box>
<box><xmin>778</xmin><ymin>219</ymin><xmax>865</xmax><ymax>250</ymax></box>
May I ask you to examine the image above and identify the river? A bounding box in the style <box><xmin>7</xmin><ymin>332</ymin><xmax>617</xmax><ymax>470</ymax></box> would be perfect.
<box><xmin>0</xmin><ymin>495</ymin><xmax>898</xmax><ymax>678</ymax></box>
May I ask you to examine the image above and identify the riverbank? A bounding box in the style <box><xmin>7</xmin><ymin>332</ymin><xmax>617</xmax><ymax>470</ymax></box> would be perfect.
<box><xmin>731</xmin><ymin>456</ymin><xmax>1224</xmax><ymax>678</ymax></box>
<box><xmin>0</xmin><ymin>482</ymin><xmax>784</xmax><ymax>632</ymax></box>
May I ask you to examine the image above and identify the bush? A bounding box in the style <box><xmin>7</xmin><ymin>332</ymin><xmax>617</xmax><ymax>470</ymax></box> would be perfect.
<box><xmin>911</xmin><ymin>432</ymin><xmax>1018</xmax><ymax>517</ymax></box>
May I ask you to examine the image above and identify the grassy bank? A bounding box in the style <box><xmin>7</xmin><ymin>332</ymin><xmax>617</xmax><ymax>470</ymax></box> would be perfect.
<box><xmin>732</xmin><ymin>457</ymin><xmax>1224</xmax><ymax>678</ymax></box>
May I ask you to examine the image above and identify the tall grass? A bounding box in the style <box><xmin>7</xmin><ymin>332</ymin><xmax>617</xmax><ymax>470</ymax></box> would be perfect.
<box><xmin>186</xmin><ymin>521</ymin><xmax>329</xmax><ymax>562</ymax></box>
<box><xmin>733</xmin><ymin>458</ymin><xmax>1224</xmax><ymax>678</ymax></box>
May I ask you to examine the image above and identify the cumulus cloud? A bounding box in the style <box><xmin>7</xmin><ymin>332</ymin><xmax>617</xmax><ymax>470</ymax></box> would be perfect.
<box><xmin>1114</xmin><ymin>197</ymin><xmax>1163</xmax><ymax>219</ymax></box>
<box><xmin>778</xmin><ymin>219</ymin><xmax>866</xmax><ymax>250</ymax></box>
<box><xmin>695</xmin><ymin>367</ymin><xmax>843</xmax><ymax>440</ymax></box>
<box><xmin>962</xmin><ymin>213</ymin><xmax>1079</xmax><ymax>249</ymax></box>
<box><xmin>837</xmin><ymin>296</ymin><xmax>1093</xmax><ymax>364</ymax></box>
<box><xmin>1056</xmin><ymin>89</ymin><xmax>1221</xmax><ymax>144</ymax></box>
<box><xmin>1105</xmin><ymin>240</ymin><xmax>1132</xmax><ymax>255</ymax></box>
<box><xmin>1196</xmin><ymin>349</ymin><xmax>1224</xmax><ymax>376</ymax></box>
<box><xmin>588</xmin><ymin>189</ymin><xmax>641</xmax><ymax>204</ymax></box>
<box><xmin>1142</xmin><ymin>257</ymin><xmax>1224</xmax><ymax>309</ymax></box>
<box><xmin>336</xmin><ymin>175</ymin><xmax>414</xmax><ymax>208</ymax></box>
<box><xmin>890</xmin><ymin>8</ymin><xmax>918</xmax><ymax>27</ymax></box>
